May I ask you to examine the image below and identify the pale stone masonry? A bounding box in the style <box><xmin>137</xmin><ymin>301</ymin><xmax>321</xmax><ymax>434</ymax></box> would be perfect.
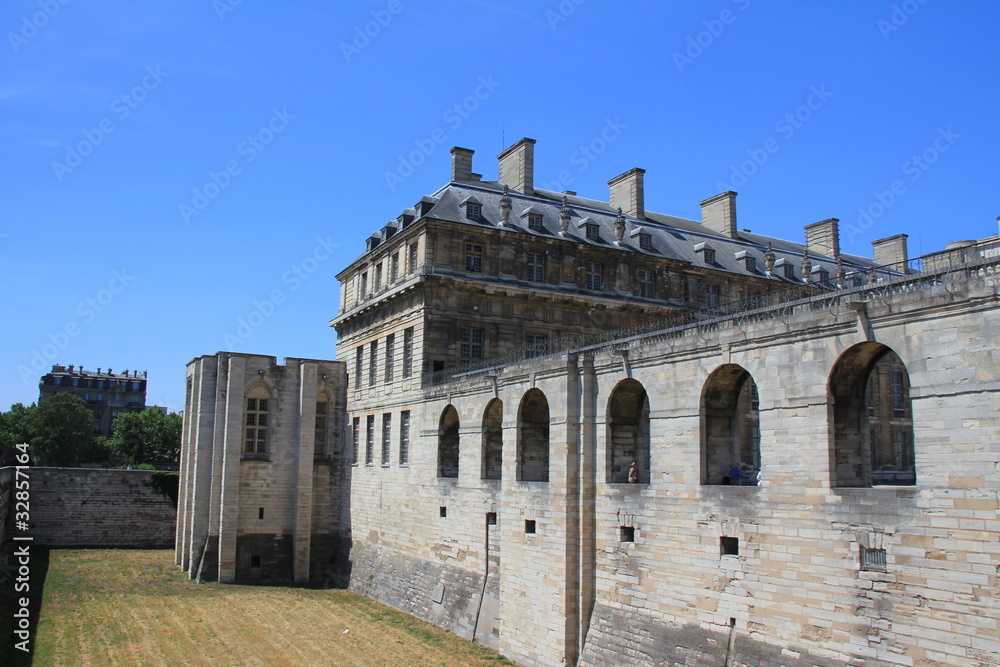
<box><xmin>177</xmin><ymin>138</ymin><xmax>1000</xmax><ymax>667</ymax></box>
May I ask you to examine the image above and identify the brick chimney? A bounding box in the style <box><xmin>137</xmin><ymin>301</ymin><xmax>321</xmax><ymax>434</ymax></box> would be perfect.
<box><xmin>805</xmin><ymin>218</ymin><xmax>840</xmax><ymax>259</ymax></box>
<box><xmin>497</xmin><ymin>138</ymin><xmax>535</xmax><ymax>194</ymax></box>
<box><xmin>872</xmin><ymin>234</ymin><xmax>908</xmax><ymax>267</ymax></box>
<box><xmin>699</xmin><ymin>191</ymin><xmax>738</xmax><ymax>238</ymax></box>
<box><xmin>450</xmin><ymin>146</ymin><xmax>475</xmax><ymax>182</ymax></box>
<box><xmin>608</xmin><ymin>168</ymin><xmax>645</xmax><ymax>219</ymax></box>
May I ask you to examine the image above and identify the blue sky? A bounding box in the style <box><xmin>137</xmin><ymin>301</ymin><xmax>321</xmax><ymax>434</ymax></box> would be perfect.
<box><xmin>1</xmin><ymin>0</ymin><xmax>997</xmax><ymax>413</ymax></box>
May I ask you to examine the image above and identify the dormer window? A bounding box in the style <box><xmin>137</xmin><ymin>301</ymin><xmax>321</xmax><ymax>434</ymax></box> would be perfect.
<box><xmin>783</xmin><ymin>264</ymin><xmax>795</xmax><ymax>279</ymax></box>
<box><xmin>638</xmin><ymin>234</ymin><xmax>652</xmax><ymax>251</ymax></box>
<box><xmin>466</xmin><ymin>203</ymin><xmax>481</xmax><ymax>220</ymax></box>
<box><xmin>735</xmin><ymin>250</ymin><xmax>756</xmax><ymax>272</ymax></box>
<box><xmin>814</xmin><ymin>267</ymin><xmax>830</xmax><ymax>283</ymax></box>
<box><xmin>704</xmin><ymin>249</ymin><xmax>716</xmax><ymax>264</ymax></box>
<box><xmin>528</xmin><ymin>214</ymin><xmax>544</xmax><ymax>231</ymax></box>
<box><xmin>585</xmin><ymin>224</ymin><xmax>600</xmax><ymax>241</ymax></box>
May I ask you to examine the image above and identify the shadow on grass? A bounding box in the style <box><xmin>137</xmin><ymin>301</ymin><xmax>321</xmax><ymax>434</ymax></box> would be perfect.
<box><xmin>0</xmin><ymin>544</ymin><xmax>49</xmax><ymax>666</ymax></box>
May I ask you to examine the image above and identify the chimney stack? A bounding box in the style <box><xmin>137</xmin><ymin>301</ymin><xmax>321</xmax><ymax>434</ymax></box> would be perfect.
<box><xmin>608</xmin><ymin>168</ymin><xmax>645</xmax><ymax>219</ymax></box>
<box><xmin>699</xmin><ymin>191</ymin><xmax>738</xmax><ymax>238</ymax></box>
<box><xmin>872</xmin><ymin>234</ymin><xmax>908</xmax><ymax>268</ymax></box>
<box><xmin>450</xmin><ymin>146</ymin><xmax>475</xmax><ymax>182</ymax></box>
<box><xmin>497</xmin><ymin>138</ymin><xmax>536</xmax><ymax>194</ymax></box>
<box><xmin>805</xmin><ymin>218</ymin><xmax>840</xmax><ymax>259</ymax></box>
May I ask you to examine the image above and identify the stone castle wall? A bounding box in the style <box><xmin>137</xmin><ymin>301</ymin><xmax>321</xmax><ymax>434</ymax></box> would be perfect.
<box><xmin>14</xmin><ymin>468</ymin><xmax>176</xmax><ymax>548</ymax></box>
<box><xmin>341</xmin><ymin>268</ymin><xmax>1000</xmax><ymax>667</ymax></box>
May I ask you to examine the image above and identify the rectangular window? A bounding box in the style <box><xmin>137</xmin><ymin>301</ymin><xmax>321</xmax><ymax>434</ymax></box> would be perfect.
<box><xmin>720</xmin><ymin>536</ymin><xmax>739</xmax><ymax>556</ymax></box>
<box><xmin>528</xmin><ymin>214</ymin><xmax>543</xmax><ymax>231</ymax></box>
<box><xmin>890</xmin><ymin>372</ymin><xmax>905</xmax><ymax>415</ymax></box>
<box><xmin>526</xmin><ymin>334</ymin><xmax>548</xmax><ymax>359</ymax></box>
<box><xmin>400</xmin><ymin>411</ymin><xmax>410</xmax><ymax>465</ymax></box>
<box><xmin>620</xmin><ymin>526</ymin><xmax>635</xmax><ymax>542</ymax></box>
<box><xmin>365</xmin><ymin>415</ymin><xmax>374</xmax><ymax>465</ymax></box>
<box><xmin>352</xmin><ymin>416</ymin><xmax>360</xmax><ymax>464</ymax></box>
<box><xmin>245</xmin><ymin>397</ymin><xmax>269</xmax><ymax>454</ymax></box>
<box><xmin>390</xmin><ymin>252</ymin><xmax>399</xmax><ymax>282</ymax></box>
<box><xmin>460</xmin><ymin>327</ymin><xmax>484</xmax><ymax>367</ymax></box>
<box><xmin>384</xmin><ymin>334</ymin><xmax>395</xmax><ymax>383</ymax></box>
<box><xmin>466</xmin><ymin>203</ymin><xmax>481</xmax><ymax>219</ymax></box>
<box><xmin>381</xmin><ymin>413</ymin><xmax>391</xmax><ymax>465</ymax></box>
<box><xmin>355</xmin><ymin>346</ymin><xmax>363</xmax><ymax>389</ymax></box>
<box><xmin>586</xmin><ymin>262</ymin><xmax>603</xmax><ymax>291</ymax></box>
<box><xmin>783</xmin><ymin>264</ymin><xmax>795</xmax><ymax>279</ymax></box>
<box><xmin>402</xmin><ymin>327</ymin><xmax>414</xmax><ymax>378</ymax></box>
<box><xmin>409</xmin><ymin>242</ymin><xmax>419</xmax><ymax>273</ymax></box>
<box><xmin>705</xmin><ymin>284</ymin><xmax>721</xmax><ymax>308</ymax></box>
<box><xmin>527</xmin><ymin>252</ymin><xmax>545</xmax><ymax>282</ymax></box>
<box><xmin>314</xmin><ymin>401</ymin><xmax>328</xmax><ymax>456</ymax></box>
<box><xmin>745</xmin><ymin>257</ymin><xmax>756</xmax><ymax>272</ymax></box>
<box><xmin>860</xmin><ymin>546</ymin><xmax>887</xmax><ymax>572</ymax></box>
<box><xmin>703</xmin><ymin>248</ymin><xmax>717</xmax><ymax>264</ymax></box>
<box><xmin>369</xmin><ymin>341</ymin><xmax>378</xmax><ymax>387</ymax></box>
<box><xmin>374</xmin><ymin>263</ymin><xmax>382</xmax><ymax>292</ymax></box>
<box><xmin>638</xmin><ymin>234</ymin><xmax>652</xmax><ymax>251</ymax></box>
<box><xmin>639</xmin><ymin>270</ymin><xmax>655</xmax><ymax>298</ymax></box>
<box><xmin>466</xmin><ymin>243</ymin><xmax>483</xmax><ymax>272</ymax></box>
<box><xmin>585</xmin><ymin>224</ymin><xmax>599</xmax><ymax>241</ymax></box>
<box><xmin>359</xmin><ymin>271</ymin><xmax>368</xmax><ymax>298</ymax></box>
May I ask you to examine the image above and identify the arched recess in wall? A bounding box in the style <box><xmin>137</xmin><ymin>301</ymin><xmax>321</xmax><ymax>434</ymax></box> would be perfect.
<box><xmin>438</xmin><ymin>404</ymin><xmax>460</xmax><ymax>478</ymax></box>
<box><xmin>481</xmin><ymin>399</ymin><xmax>503</xmax><ymax>480</ymax></box>
<box><xmin>314</xmin><ymin>392</ymin><xmax>329</xmax><ymax>457</ymax></box>
<box><xmin>830</xmin><ymin>343</ymin><xmax>915</xmax><ymax>487</ymax></box>
<box><xmin>606</xmin><ymin>379</ymin><xmax>651</xmax><ymax>484</ymax></box>
<box><xmin>517</xmin><ymin>389</ymin><xmax>549</xmax><ymax>482</ymax></box>
<box><xmin>701</xmin><ymin>365</ymin><xmax>760</xmax><ymax>485</ymax></box>
<box><xmin>244</xmin><ymin>381</ymin><xmax>272</xmax><ymax>457</ymax></box>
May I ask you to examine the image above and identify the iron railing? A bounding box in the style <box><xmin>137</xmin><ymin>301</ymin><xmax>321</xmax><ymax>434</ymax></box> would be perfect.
<box><xmin>424</xmin><ymin>237</ymin><xmax>1000</xmax><ymax>387</ymax></box>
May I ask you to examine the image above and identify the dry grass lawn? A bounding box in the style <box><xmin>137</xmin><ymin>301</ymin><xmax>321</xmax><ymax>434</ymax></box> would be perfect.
<box><xmin>34</xmin><ymin>549</ymin><xmax>516</xmax><ymax>666</ymax></box>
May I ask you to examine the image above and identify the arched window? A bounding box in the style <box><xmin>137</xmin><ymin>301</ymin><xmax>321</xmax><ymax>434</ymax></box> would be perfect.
<box><xmin>517</xmin><ymin>389</ymin><xmax>549</xmax><ymax>482</ymax></box>
<box><xmin>314</xmin><ymin>393</ymin><xmax>329</xmax><ymax>457</ymax></box>
<box><xmin>438</xmin><ymin>405</ymin><xmax>459</xmax><ymax>478</ymax></box>
<box><xmin>701</xmin><ymin>365</ymin><xmax>760</xmax><ymax>485</ymax></box>
<box><xmin>607</xmin><ymin>379</ymin><xmax>650</xmax><ymax>483</ymax></box>
<box><xmin>482</xmin><ymin>399</ymin><xmax>503</xmax><ymax>480</ymax></box>
<box><xmin>830</xmin><ymin>343</ymin><xmax>915</xmax><ymax>487</ymax></box>
<box><xmin>244</xmin><ymin>383</ymin><xmax>272</xmax><ymax>456</ymax></box>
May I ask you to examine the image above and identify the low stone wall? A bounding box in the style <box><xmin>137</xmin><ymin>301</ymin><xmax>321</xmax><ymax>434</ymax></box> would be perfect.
<box><xmin>3</xmin><ymin>468</ymin><xmax>177</xmax><ymax>548</ymax></box>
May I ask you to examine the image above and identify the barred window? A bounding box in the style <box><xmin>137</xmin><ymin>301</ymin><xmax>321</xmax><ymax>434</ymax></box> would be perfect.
<box><xmin>461</xmin><ymin>327</ymin><xmax>484</xmax><ymax>367</ymax></box>
<box><xmin>314</xmin><ymin>396</ymin><xmax>328</xmax><ymax>456</ymax></box>
<box><xmin>366</xmin><ymin>415</ymin><xmax>374</xmax><ymax>465</ymax></box>
<box><xmin>466</xmin><ymin>243</ymin><xmax>483</xmax><ymax>272</ymax></box>
<box><xmin>527</xmin><ymin>253</ymin><xmax>545</xmax><ymax>282</ymax></box>
<box><xmin>860</xmin><ymin>546</ymin><xmax>887</xmax><ymax>572</ymax></box>
<box><xmin>369</xmin><ymin>341</ymin><xmax>378</xmax><ymax>387</ymax></box>
<box><xmin>381</xmin><ymin>413</ymin><xmax>392</xmax><ymax>465</ymax></box>
<box><xmin>400</xmin><ymin>411</ymin><xmax>410</xmax><ymax>465</ymax></box>
<box><xmin>385</xmin><ymin>334</ymin><xmax>395</xmax><ymax>383</ymax></box>
<box><xmin>409</xmin><ymin>242</ymin><xmax>419</xmax><ymax>273</ymax></box>
<box><xmin>402</xmin><ymin>327</ymin><xmax>414</xmax><ymax>378</ymax></box>
<box><xmin>352</xmin><ymin>416</ymin><xmax>360</xmax><ymax>464</ymax></box>
<box><xmin>355</xmin><ymin>346</ymin><xmax>363</xmax><ymax>389</ymax></box>
<box><xmin>586</xmin><ymin>262</ymin><xmax>603</xmax><ymax>291</ymax></box>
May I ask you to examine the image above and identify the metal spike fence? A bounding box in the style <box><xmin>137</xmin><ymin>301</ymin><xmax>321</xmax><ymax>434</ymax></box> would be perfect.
<box><xmin>424</xmin><ymin>238</ymin><xmax>1000</xmax><ymax>387</ymax></box>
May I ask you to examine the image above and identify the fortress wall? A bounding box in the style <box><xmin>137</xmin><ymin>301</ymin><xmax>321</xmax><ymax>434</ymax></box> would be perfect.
<box><xmin>22</xmin><ymin>468</ymin><xmax>176</xmax><ymax>548</ymax></box>
<box><xmin>344</xmin><ymin>271</ymin><xmax>1000</xmax><ymax>666</ymax></box>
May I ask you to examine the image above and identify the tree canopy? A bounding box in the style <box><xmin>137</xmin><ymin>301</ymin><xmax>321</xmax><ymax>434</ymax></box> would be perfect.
<box><xmin>105</xmin><ymin>407</ymin><xmax>183</xmax><ymax>466</ymax></box>
<box><xmin>26</xmin><ymin>394</ymin><xmax>102</xmax><ymax>466</ymax></box>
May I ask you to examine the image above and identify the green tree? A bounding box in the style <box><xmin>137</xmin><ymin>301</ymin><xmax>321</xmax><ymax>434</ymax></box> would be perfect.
<box><xmin>0</xmin><ymin>402</ymin><xmax>35</xmax><ymax>449</ymax></box>
<box><xmin>106</xmin><ymin>407</ymin><xmax>182</xmax><ymax>466</ymax></box>
<box><xmin>29</xmin><ymin>394</ymin><xmax>101</xmax><ymax>466</ymax></box>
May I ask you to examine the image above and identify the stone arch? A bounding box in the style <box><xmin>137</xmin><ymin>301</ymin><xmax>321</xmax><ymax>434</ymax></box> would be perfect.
<box><xmin>481</xmin><ymin>398</ymin><xmax>503</xmax><ymax>480</ymax></box>
<box><xmin>830</xmin><ymin>343</ymin><xmax>915</xmax><ymax>486</ymax></box>
<box><xmin>517</xmin><ymin>389</ymin><xmax>549</xmax><ymax>482</ymax></box>
<box><xmin>701</xmin><ymin>365</ymin><xmax>760</xmax><ymax>485</ymax></box>
<box><xmin>438</xmin><ymin>404</ymin><xmax>459</xmax><ymax>478</ymax></box>
<box><xmin>606</xmin><ymin>379</ymin><xmax>650</xmax><ymax>483</ymax></box>
<box><xmin>244</xmin><ymin>381</ymin><xmax>272</xmax><ymax>455</ymax></box>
